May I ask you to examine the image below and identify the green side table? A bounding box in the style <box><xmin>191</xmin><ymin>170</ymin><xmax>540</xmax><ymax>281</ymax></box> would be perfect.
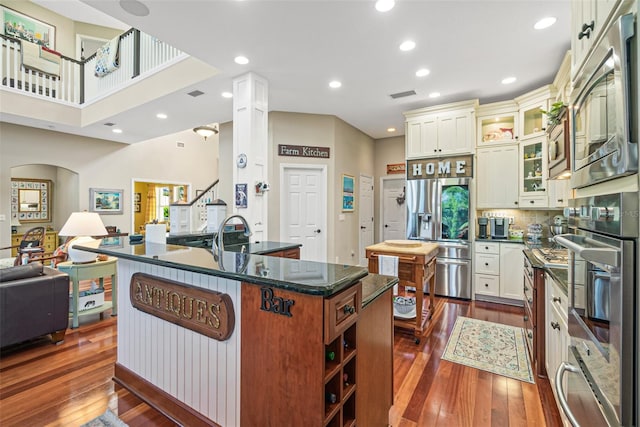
<box><xmin>58</xmin><ymin>256</ymin><xmax>118</xmax><ymax>329</ymax></box>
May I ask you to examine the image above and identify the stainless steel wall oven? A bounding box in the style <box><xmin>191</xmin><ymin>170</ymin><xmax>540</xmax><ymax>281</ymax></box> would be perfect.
<box><xmin>555</xmin><ymin>193</ymin><xmax>638</xmax><ymax>427</ymax></box>
<box><xmin>570</xmin><ymin>13</ymin><xmax>637</xmax><ymax>188</ymax></box>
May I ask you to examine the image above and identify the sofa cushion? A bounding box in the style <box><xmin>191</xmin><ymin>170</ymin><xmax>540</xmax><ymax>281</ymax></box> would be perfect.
<box><xmin>0</xmin><ymin>262</ymin><xmax>44</xmax><ymax>283</ymax></box>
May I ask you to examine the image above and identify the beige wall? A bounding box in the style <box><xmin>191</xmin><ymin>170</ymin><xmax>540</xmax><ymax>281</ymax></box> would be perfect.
<box><xmin>372</xmin><ymin>136</ymin><xmax>405</xmax><ymax>242</ymax></box>
<box><xmin>0</xmin><ymin>122</ymin><xmax>218</xmax><ymax>256</ymax></box>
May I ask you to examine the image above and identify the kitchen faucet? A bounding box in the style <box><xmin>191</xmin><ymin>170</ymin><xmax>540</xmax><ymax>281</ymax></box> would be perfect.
<box><xmin>212</xmin><ymin>214</ymin><xmax>253</xmax><ymax>254</ymax></box>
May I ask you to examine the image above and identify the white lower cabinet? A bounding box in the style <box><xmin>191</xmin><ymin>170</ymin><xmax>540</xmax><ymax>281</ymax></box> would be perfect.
<box><xmin>474</xmin><ymin>242</ymin><xmax>524</xmax><ymax>303</ymax></box>
<box><xmin>545</xmin><ymin>273</ymin><xmax>570</xmax><ymax>427</ymax></box>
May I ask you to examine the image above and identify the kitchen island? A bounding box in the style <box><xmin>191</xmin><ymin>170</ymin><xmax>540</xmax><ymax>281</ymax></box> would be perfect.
<box><xmin>365</xmin><ymin>241</ymin><xmax>439</xmax><ymax>343</ymax></box>
<box><xmin>79</xmin><ymin>241</ymin><xmax>397</xmax><ymax>426</ymax></box>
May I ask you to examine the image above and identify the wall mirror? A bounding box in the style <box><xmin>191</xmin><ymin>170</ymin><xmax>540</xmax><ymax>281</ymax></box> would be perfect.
<box><xmin>11</xmin><ymin>178</ymin><xmax>52</xmax><ymax>222</ymax></box>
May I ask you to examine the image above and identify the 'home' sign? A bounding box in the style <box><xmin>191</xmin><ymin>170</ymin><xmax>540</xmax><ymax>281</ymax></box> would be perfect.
<box><xmin>407</xmin><ymin>155</ymin><xmax>473</xmax><ymax>180</ymax></box>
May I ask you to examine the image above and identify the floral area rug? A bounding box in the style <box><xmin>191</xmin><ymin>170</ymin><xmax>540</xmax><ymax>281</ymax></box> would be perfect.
<box><xmin>442</xmin><ymin>316</ymin><xmax>534</xmax><ymax>383</ymax></box>
<box><xmin>81</xmin><ymin>409</ymin><xmax>128</xmax><ymax>427</ymax></box>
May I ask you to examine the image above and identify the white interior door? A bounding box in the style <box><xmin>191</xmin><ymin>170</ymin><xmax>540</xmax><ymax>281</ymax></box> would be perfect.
<box><xmin>281</xmin><ymin>165</ymin><xmax>327</xmax><ymax>262</ymax></box>
<box><xmin>359</xmin><ymin>175</ymin><xmax>374</xmax><ymax>266</ymax></box>
<box><xmin>381</xmin><ymin>177</ymin><xmax>406</xmax><ymax>241</ymax></box>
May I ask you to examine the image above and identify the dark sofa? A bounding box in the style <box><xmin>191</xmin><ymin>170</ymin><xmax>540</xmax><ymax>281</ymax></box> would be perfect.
<box><xmin>0</xmin><ymin>262</ymin><xmax>70</xmax><ymax>348</ymax></box>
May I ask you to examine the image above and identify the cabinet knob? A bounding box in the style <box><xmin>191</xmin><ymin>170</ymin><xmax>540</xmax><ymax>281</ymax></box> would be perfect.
<box><xmin>553</xmin><ymin>296</ymin><xmax>562</xmax><ymax>304</ymax></box>
<box><xmin>558</xmin><ymin>199</ymin><xmax>563</xmax><ymax>203</ymax></box>
<box><xmin>527</xmin><ymin>331</ymin><xmax>533</xmax><ymax>339</ymax></box>
<box><xmin>484</xmin><ymin>262</ymin><xmax>489</xmax><ymax>266</ymax></box>
<box><xmin>524</xmin><ymin>315</ymin><xmax>529</xmax><ymax>321</ymax></box>
<box><xmin>484</xmin><ymin>246</ymin><xmax>489</xmax><ymax>250</ymax></box>
<box><xmin>527</xmin><ymin>298</ymin><xmax>533</xmax><ymax>304</ymax></box>
<box><xmin>514</xmin><ymin>201</ymin><xmax>518</xmax><ymax>205</ymax></box>
<box><xmin>578</xmin><ymin>20</ymin><xmax>595</xmax><ymax>39</ymax></box>
<box><xmin>551</xmin><ymin>321</ymin><xmax>561</xmax><ymax>331</ymax></box>
<box><xmin>524</xmin><ymin>286</ymin><xmax>529</xmax><ymax>292</ymax></box>
<box><xmin>434</xmin><ymin>149</ymin><xmax>437</xmax><ymax>152</ymax></box>
<box><xmin>530</xmin><ymin>200</ymin><xmax>535</xmax><ymax>204</ymax></box>
<box><xmin>484</xmin><ymin>283</ymin><xmax>489</xmax><ymax>287</ymax></box>
<box><xmin>343</xmin><ymin>305</ymin><xmax>355</xmax><ymax>314</ymax></box>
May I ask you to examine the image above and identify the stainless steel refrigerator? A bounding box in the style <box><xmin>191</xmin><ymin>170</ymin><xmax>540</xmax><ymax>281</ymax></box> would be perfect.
<box><xmin>406</xmin><ymin>177</ymin><xmax>471</xmax><ymax>299</ymax></box>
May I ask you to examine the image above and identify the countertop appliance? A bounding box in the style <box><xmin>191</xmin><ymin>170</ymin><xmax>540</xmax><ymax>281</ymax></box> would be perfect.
<box><xmin>406</xmin><ymin>177</ymin><xmax>471</xmax><ymax>299</ymax></box>
<box><xmin>477</xmin><ymin>217</ymin><xmax>489</xmax><ymax>239</ymax></box>
<box><xmin>571</xmin><ymin>13</ymin><xmax>637</xmax><ymax>189</ymax></box>
<box><xmin>555</xmin><ymin>192</ymin><xmax>638</xmax><ymax>427</ymax></box>
<box><xmin>489</xmin><ymin>217</ymin><xmax>510</xmax><ymax>239</ymax></box>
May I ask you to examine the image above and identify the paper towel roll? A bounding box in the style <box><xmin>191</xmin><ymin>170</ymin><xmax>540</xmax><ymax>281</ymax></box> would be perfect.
<box><xmin>145</xmin><ymin>223</ymin><xmax>167</xmax><ymax>244</ymax></box>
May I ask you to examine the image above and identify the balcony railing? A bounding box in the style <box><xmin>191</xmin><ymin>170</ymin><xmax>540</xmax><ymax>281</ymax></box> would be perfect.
<box><xmin>0</xmin><ymin>28</ymin><xmax>186</xmax><ymax>106</ymax></box>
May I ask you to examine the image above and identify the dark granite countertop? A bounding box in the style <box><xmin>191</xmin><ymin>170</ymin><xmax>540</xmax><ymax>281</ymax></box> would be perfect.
<box><xmin>166</xmin><ymin>233</ymin><xmax>301</xmax><ymax>255</ymax></box>
<box><xmin>78</xmin><ymin>241</ymin><xmax>367</xmax><ymax>297</ymax></box>
<box><xmin>361</xmin><ymin>274</ymin><xmax>398</xmax><ymax>308</ymax></box>
<box><xmin>522</xmin><ymin>249</ymin><xmax>568</xmax><ymax>296</ymax></box>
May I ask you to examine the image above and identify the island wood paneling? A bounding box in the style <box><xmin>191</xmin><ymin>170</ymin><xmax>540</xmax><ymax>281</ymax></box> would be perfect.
<box><xmin>240</xmin><ymin>282</ymin><xmax>325</xmax><ymax>426</ymax></box>
<box><xmin>116</xmin><ymin>259</ymin><xmax>241</xmax><ymax>426</ymax></box>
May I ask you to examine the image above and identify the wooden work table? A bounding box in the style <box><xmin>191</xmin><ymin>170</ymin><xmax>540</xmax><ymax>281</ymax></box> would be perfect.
<box><xmin>365</xmin><ymin>241</ymin><xmax>439</xmax><ymax>343</ymax></box>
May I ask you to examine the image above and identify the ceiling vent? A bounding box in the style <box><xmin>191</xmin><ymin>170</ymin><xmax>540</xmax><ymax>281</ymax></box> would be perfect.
<box><xmin>187</xmin><ymin>90</ymin><xmax>205</xmax><ymax>97</ymax></box>
<box><xmin>389</xmin><ymin>90</ymin><xmax>417</xmax><ymax>99</ymax></box>
<box><xmin>103</xmin><ymin>122</ymin><xmax>116</xmax><ymax>126</ymax></box>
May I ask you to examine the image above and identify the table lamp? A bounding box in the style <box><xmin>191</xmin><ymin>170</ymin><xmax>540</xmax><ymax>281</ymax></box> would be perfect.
<box><xmin>59</xmin><ymin>212</ymin><xmax>108</xmax><ymax>263</ymax></box>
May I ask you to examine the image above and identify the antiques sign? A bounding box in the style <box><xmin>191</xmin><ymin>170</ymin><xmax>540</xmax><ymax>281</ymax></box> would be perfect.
<box><xmin>130</xmin><ymin>273</ymin><xmax>235</xmax><ymax>341</ymax></box>
<box><xmin>407</xmin><ymin>155</ymin><xmax>474</xmax><ymax>180</ymax></box>
<box><xmin>278</xmin><ymin>144</ymin><xmax>330</xmax><ymax>159</ymax></box>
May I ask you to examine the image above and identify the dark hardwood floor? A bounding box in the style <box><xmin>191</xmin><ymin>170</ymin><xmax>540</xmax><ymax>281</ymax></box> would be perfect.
<box><xmin>0</xmin><ymin>294</ymin><xmax>562</xmax><ymax>426</ymax></box>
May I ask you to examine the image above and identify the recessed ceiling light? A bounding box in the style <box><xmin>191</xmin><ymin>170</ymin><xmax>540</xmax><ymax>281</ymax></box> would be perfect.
<box><xmin>234</xmin><ymin>56</ymin><xmax>249</xmax><ymax>65</ymax></box>
<box><xmin>156</xmin><ymin>113</ymin><xmax>167</xmax><ymax>119</ymax></box>
<box><xmin>375</xmin><ymin>0</ymin><xmax>395</xmax><ymax>12</ymax></box>
<box><xmin>502</xmin><ymin>76</ymin><xmax>517</xmax><ymax>85</ymax></box>
<box><xmin>534</xmin><ymin>17</ymin><xmax>557</xmax><ymax>30</ymax></box>
<box><xmin>415</xmin><ymin>68</ymin><xmax>430</xmax><ymax>77</ymax></box>
<box><xmin>119</xmin><ymin>0</ymin><xmax>149</xmax><ymax>17</ymax></box>
<box><xmin>429</xmin><ymin>92</ymin><xmax>441</xmax><ymax>98</ymax></box>
<box><xmin>112</xmin><ymin>128</ymin><xmax>123</xmax><ymax>134</ymax></box>
<box><xmin>399</xmin><ymin>40</ymin><xmax>416</xmax><ymax>51</ymax></box>
<box><xmin>329</xmin><ymin>80</ymin><xmax>342</xmax><ymax>89</ymax></box>
<box><xmin>387</xmin><ymin>127</ymin><xmax>396</xmax><ymax>132</ymax></box>
<box><xmin>221</xmin><ymin>91</ymin><xmax>233</xmax><ymax>98</ymax></box>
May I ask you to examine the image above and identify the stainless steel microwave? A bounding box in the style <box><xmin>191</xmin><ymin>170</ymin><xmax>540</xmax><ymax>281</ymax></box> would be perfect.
<box><xmin>570</xmin><ymin>13</ymin><xmax>637</xmax><ymax>189</ymax></box>
<box><xmin>548</xmin><ymin>107</ymin><xmax>570</xmax><ymax>180</ymax></box>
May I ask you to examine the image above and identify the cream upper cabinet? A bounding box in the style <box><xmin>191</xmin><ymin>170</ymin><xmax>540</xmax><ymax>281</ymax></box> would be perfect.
<box><xmin>516</xmin><ymin>86</ymin><xmax>556</xmax><ymax>141</ymax></box>
<box><xmin>520</xmin><ymin>136</ymin><xmax>549</xmax><ymax>208</ymax></box>
<box><xmin>404</xmin><ymin>99</ymin><xmax>478</xmax><ymax>159</ymax></box>
<box><xmin>476</xmin><ymin>145</ymin><xmax>519</xmax><ymax>209</ymax></box>
<box><xmin>571</xmin><ymin>0</ymin><xmax>623</xmax><ymax>79</ymax></box>
<box><xmin>476</xmin><ymin>100</ymin><xmax>519</xmax><ymax>146</ymax></box>
<box><xmin>547</xmin><ymin>179</ymin><xmax>572</xmax><ymax>209</ymax></box>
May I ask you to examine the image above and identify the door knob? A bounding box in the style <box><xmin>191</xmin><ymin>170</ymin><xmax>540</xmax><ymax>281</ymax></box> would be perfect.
<box><xmin>384</xmin><ymin>224</ymin><xmax>389</xmax><ymax>228</ymax></box>
<box><xmin>314</xmin><ymin>229</ymin><xmax>321</xmax><ymax>234</ymax></box>
<box><xmin>360</xmin><ymin>226</ymin><xmax>366</xmax><ymax>230</ymax></box>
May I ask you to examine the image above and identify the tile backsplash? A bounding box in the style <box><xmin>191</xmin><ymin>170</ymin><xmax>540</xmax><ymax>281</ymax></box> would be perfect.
<box><xmin>477</xmin><ymin>209</ymin><xmax>564</xmax><ymax>238</ymax></box>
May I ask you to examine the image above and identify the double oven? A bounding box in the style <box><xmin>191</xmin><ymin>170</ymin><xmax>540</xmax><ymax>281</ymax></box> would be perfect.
<box><xmin>555</xmin><ymin>193</ymin><xmax>637</xmax><ymax>427</ymax></box>
<box><xmin>553</xmin><ymin>12</ymin><xmax>638</xmax><ymax>427</ymax></box>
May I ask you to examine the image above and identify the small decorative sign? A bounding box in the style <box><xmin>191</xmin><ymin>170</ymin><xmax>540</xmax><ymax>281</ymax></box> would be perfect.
<box><xmin>407</xmin><ymin>155</ymin><xmax>474</xmax><ymax>180</ymax></box>
<box><xmin>278</xmin><ymin>144</ymin><xmax>330</xmax><ymax>159</ymax></box>
<box><xmin>260</xmin><ymin>287</ymin><xmax>295</xmax><ymax>317</ymax></box>
<box><xmin>235</xmin><ymin>183</ymin><xmax>248</xmax><ymax>208</ymax></box>
<box><xmin>130</xmin><ymin>273</ymin><xmax>235</xmax><ymax>341</ymax></box>
<box><xmin>387</xmin><ymin>163</ymin><xmax>405</xmax><ymax>175</ymax></box>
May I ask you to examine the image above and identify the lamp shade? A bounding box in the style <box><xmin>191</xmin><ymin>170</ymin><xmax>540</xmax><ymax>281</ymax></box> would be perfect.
<box><xmin>59</xmin><ymin>212</ymin><xmax>108</xmax><ymax>263</ymax></box>
<box><xmin>59</xmin><ymin>212</ymin><xmax>108</xmax><ymax>237</ymax></box>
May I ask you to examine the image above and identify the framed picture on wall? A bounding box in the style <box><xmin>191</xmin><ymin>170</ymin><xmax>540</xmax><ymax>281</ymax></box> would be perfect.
<box><xmin>342</xmin><ymin>174</ymin><xmax>354</xmax><ymax>212</ymax></box>
<box><xmin>90</xmin><ymin>188</ymin><xmax>123</xmax><ymax>214</ymax></box>
<box><xmin>1</xmin><ymin>5</ymin><xmax>56</xmax><ymax>49</ymax></box>
<box><xmin>134</xmin><ymin>192</ymin><xmax>141</xmax><ymax>202</ymax></box>
<box><xmin>235</xmin><ymin>184</ymin><xmax>248</xmax><ymax>208</ymax></box>
<box><xmin>134</xmin><ymin>203</ymin><xmax>141</xmax><ymax>213</ymax></box>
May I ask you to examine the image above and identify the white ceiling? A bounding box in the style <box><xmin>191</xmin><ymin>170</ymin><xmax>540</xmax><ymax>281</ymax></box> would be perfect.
<box><xmin>24</xmin><ymin>0</ymin><xmax>571</xmax><ymax>143</ymax></box>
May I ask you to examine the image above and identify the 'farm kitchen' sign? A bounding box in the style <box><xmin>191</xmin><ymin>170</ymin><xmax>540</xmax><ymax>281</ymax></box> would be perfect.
<box><xmin>278</xmin><ymin>144</ymin><xmax>330</xmax><ymax>159</ymax></box>
<box><xmin>407</xmin><ymin>155</ymin><xmax>473</xmax><ymax>180</ymax></box>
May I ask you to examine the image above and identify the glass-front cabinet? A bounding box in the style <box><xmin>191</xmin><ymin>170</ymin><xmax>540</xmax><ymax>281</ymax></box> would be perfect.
<box><xmin>476</xmin><ymin>100</ymin><xmax>518</xmax><ymax>146</ymax></box>
<box><xmin>516</xmin><ymin>85</ymin><xmax>556</xmax><ymax>141</ymax></box>
<box><xmin>520</xmin><ymin>136</ymin><xmax>548</xmax><ymax>208</ymax></box>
